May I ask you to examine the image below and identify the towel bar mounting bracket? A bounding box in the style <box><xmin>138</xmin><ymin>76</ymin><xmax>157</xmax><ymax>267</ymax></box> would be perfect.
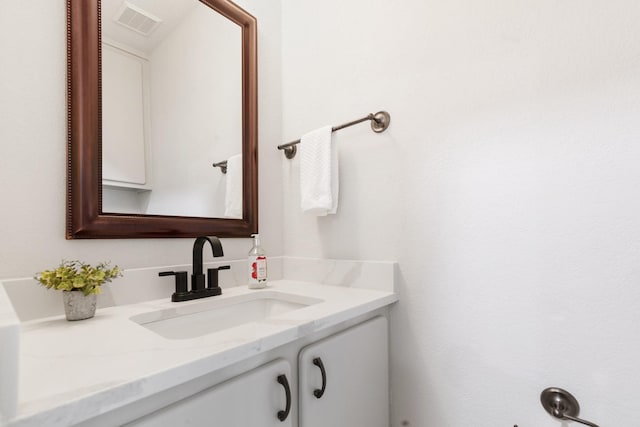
<box><xmin>370</xmin><ymin>111</ymin><xmax>391</xmax><ymax>133</ymax></box>
<box><xmin>540</xmin><ymin>387</ymin><xmax>600</xmax><ymax>427</ymax></box>
<box><xmin>283</xmin><ymin>145</ymin><xmax>297</xmax><ymax>160</ymax></box>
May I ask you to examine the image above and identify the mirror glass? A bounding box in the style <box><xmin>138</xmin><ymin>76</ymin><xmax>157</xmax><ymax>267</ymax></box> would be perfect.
<box><xmin>101</xmin><ymin>0</ymin><xmax>242</xmax><ymax>218</ymax></box>
<box><xmin>66</xmin><ymin>0</ymin><xmax>257</xmax><ymax>239</ymax></box>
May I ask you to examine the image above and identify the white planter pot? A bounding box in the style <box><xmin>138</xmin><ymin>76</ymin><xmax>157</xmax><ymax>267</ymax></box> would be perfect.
<box><xmin>63</xmin><ymin>291</ymin><xmax>97</xmax><ymax>321</ymax></box>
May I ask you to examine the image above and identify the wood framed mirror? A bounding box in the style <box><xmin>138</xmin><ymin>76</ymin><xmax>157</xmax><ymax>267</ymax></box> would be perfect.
<box><xmin>66</xmin><ymin>0</ymin><xmax>258</xmax><ymax>239</ymax></box>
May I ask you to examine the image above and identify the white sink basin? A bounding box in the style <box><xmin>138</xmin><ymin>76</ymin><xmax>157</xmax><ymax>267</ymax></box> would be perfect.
<box><xmin>130</xmin><ymin>291</ymin><xmax>322</xmax><ymax>340</ymax></box>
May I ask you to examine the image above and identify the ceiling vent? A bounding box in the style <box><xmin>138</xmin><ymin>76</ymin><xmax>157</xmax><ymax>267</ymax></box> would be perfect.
<box><xmin>114</xmin><ymin>2</ymin><xmax>162</xmax><ymax>36</ymax></box>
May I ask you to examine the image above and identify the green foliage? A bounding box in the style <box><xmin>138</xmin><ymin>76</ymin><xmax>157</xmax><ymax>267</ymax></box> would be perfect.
<box><xmin>35</xmin><ymin>260</ymin><xmax>122</xmax><ymax>296</ymax></box>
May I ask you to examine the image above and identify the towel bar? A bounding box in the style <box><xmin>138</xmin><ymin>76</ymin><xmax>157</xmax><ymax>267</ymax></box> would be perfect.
<box><xmin>212</xmin><ymin>160</ymin><xmax>227</xmax><ymax>174</ymax></box>
<box><xmin>277</xmin><ymin>111</ymin><xmax>391</xmax><ymax>159</ymax></box>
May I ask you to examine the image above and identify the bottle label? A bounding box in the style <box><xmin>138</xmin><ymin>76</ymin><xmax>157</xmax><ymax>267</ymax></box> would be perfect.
<box><xmin>250</xmin><ymin>256</ymin><xmax>267</xmax><ymax>283</ymax></box>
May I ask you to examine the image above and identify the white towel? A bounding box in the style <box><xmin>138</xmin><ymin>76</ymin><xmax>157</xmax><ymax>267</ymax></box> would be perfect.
<box><xmin>224</xmin><ymin>154</ymin><xmax>242</xmax><ymax>218</ymax></box>
<box><xmin>300</xmin><ymin>126</ymin><xmax>339</xmax><ymax>215</ymax></box>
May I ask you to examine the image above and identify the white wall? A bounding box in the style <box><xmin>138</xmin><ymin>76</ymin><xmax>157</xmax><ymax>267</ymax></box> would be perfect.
<box><xmin>0</xmin><ymin>0</ymin><xmax>283</xmax><ymax>278</ymax></box>
<box><xmin>282</xmin><ymin>0</ymin><xmax>640</xmax><ymax>425</ymax></box>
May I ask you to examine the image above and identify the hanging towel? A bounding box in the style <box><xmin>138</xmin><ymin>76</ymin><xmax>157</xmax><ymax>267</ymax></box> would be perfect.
<box><xmin>224</xmin><ymin>154</ymin><xmax>242</xmax><ymax>218</ymax></box>
<box><xmin>300</xmin><ymin>126</ymin><xmax>339</xmax><ymax>215</ymax></box>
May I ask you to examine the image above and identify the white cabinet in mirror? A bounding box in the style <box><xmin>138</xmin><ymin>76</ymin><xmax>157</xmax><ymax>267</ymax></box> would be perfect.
<box><xmin>102</xmin><ymin>42</ymin><xmax>150</xmax><ymax>191</ymax></box>
<box><xmin>101</xmin><ymin>0</ymin><xmax>243</xmax><ymax>219</ymax></box>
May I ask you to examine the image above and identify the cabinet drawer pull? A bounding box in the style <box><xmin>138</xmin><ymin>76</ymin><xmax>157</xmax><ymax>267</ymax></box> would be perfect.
<box><xmin>276</xmin><ymin>374</ymin><xmax>291</xmax><ymax>422</ymax></box>
<box><xmin>312</xmin><ymin>357</ymin><xmax>327</xmax><ymax>399</ymax></box>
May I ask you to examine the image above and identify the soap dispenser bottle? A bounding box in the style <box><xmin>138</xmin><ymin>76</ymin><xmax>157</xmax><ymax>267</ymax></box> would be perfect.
<box><xmin>248</xmin><ymin>234</ymin><xmax>267</xmax><ymax>289</ymax></box>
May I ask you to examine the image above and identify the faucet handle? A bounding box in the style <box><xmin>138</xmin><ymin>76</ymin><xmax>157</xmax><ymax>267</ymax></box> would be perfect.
<box><xmin>207</xmin><ymin>265</ymin><xmax>230</xmax><ymax>291</ymax></box>
<box><xmin>159</xmin><ymin>271</ymin><xmax>189</xmax><ymax>301</ymax></box>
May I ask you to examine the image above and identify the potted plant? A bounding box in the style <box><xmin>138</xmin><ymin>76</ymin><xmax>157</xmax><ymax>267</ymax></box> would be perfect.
<box><xmin>35</xmin><ymin>260</ymin><xmax>122</xmax><ymax>321</ymax></box>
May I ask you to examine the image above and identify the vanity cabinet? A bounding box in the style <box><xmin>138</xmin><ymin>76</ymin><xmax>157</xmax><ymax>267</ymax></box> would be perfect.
<box><xmin>83</xmin><ymin>316</ymin><xmax>389</xmax><ymax>427</ymax></box>
<box><xmin>125</xmin><ymin>359</ymin><xmax>293</xmax><ymax>427</ymax></box>
<box><xmin>298</xmin><ymin>316</ymin><xmax>388</xmax><ymax>427</ymax></box>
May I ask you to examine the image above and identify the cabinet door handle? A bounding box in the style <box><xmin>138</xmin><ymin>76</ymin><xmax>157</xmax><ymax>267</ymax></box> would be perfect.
<box><xmin>276</xmin><ymin>374</ymin><xmax>291</xmax><ymax>422</ymax></box>
<box><xmin>312</xmin><ymin>357</ymin><xmax>327</xmax><ymax>399</ymax></box>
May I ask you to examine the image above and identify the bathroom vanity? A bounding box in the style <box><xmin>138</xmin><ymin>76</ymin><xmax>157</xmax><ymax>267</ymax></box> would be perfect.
<box><xmin>124</xmin><ymin>315</ymin><xmax>388</xmax><ymax>427</ymax></box>
<box><xmin>0</xmin><ymin>258</ymin><xmax>397</xmax><ymax>427</ymax></box>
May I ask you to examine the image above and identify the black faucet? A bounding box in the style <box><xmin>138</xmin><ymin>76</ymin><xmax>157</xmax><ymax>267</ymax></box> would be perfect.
<box><xmin>192</xmin><ymin>236</ymin><xmax>224</xmax><ymax>291</ymax></box>
<box><xmin>159</xmin><ymin>236</ymin><xmax>229</xmax><ymax>302</ymax></box>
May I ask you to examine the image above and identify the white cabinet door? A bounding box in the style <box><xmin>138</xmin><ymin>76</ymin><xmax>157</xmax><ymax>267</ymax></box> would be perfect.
<box><xmin>298</xmin><ymin>317</ymin><xmax>389</xmax><ymax>427</ymax></box>
<box><xmin>126</xmin><ymin>359</ymin><xmax>293</xmax><ymax>427</ymax></box>
<box><xmin>102</xmin><ymin>44</ymin><xmax>148</xmax><ymax>186</ymax></box>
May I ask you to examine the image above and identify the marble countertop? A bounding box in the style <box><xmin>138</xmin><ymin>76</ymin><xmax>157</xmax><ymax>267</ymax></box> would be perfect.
<box><xmin>4</xmin><ymin>280</ymin><xmax>397</xmax><ymax>427</ymax></box>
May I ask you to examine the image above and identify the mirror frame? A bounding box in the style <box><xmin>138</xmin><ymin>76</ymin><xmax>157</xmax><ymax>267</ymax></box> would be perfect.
<box><xmin>66</xmin><ymin>0</ymin><xmax>258</xmax><ymax>239</ymax></box>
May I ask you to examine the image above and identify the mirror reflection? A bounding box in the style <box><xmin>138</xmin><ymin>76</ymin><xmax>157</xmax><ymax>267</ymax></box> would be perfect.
<box><xmin>101</xmin><ymin>0</ymin><xmax>242</xmax><ymax>218</ymax></box>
